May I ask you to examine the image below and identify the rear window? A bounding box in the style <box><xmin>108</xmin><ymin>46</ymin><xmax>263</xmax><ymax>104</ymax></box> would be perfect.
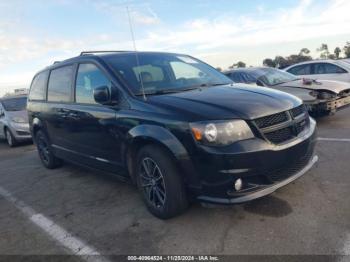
<box><xmin>47</xmin><ymin>66</ymin><xmax>74</xmax><ymax>102</ymax></box>
<box><xmin>29</xmin><ymin>71</ymin><xmax>49</xmax><ymax>100</ymax></box>
<box><xmin>230</xmin><ymin>72</ymin><xmax>257</xmax><ymax>83</ymax></box>
<box><xmin>1</xmin><ymin>97</ymin><xmax>27</xmax><ymax>111</ymax></box>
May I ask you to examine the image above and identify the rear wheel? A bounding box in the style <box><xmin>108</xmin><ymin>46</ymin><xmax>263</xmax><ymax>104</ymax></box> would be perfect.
<box><xmin>35</xmin><ymin>130</ymin><xmax>62</xmax><ymax>169</ymax></box>
<box><xmin>136</xmin><ymin>145</ymin><xmax>188</xmax><ymax>219</ymax></box>
<box><xmin>5</xmin><ymin>128</ymin><xmax>17</xmax><ymax>147</ymax></box>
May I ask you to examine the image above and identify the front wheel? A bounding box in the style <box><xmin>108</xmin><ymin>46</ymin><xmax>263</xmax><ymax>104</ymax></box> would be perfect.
<box><xmin>5</xmin><ymin>128</ymin><xmax>17</xmax><ymax>147</ymax></box>
<box><xmin>35</xmin><ymin>130</ymin><xmax>62</xmax><ymax>169</ymax></box>
<box><xmin>136</xmin><ymin>145</ymin><xmax>188</xmax><ymax>219</ymax></box>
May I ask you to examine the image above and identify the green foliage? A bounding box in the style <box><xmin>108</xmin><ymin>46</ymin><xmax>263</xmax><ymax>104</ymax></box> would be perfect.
<box><xmin>317</xmin><ymin>43</ymin><xmax>330</xmax><ymax>59</ymax></box>
<box><xmin>334</xmin><ymin>47</ymin><xmax>341</xmax><ymax>59</ymax></box>
<box><xmin>262</xmin><ymin>49</ymin><xmax>312</xmax><ymax>69</ymax></box>
<box><xmin>229</xmin><ymin>61</ymin><xmax>246</xmax><ymax>68</ymax></box>
<box><xmin>344</xmin><ymin>42</ymin><xmax>350</xmax><ymax>58</ymax></box>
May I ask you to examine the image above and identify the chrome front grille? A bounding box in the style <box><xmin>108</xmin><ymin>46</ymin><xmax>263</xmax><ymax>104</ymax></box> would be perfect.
<box><xmin>253</xmin><ymin>105</ymin><xmax>309</xmax><ymax>145</ymax></box>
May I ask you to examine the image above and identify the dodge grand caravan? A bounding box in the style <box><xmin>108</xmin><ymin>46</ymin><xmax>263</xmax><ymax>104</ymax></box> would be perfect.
<box><xmin>27</xmin><ymin>51</ymin><xmax>318</xmax><ymax>219</ymax></box>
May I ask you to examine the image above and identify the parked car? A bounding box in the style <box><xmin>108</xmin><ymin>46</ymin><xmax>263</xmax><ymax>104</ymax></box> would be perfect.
<box><xmin>27</xmin><ymin>51</ymin><xmax>317</xmax><ymax>219</ymax></box>
<box><xmin>284</xmin><ymin>60</ymin><xmax>350</xmax><ymax>82</ymax></box>
<box><xmin>224</xmin><ymin>67</ymin><xmax>350</xmax><ymax>115</ymax></box>
<box><xmin>0</xmin><ymin>95</ymin><xmax>32</xmax><ymax>147</ymax></box>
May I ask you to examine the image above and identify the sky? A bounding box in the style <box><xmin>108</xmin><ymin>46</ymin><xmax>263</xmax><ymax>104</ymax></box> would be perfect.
<box><xmin>1</xmin><ymin>0</ymin><xmax>350</xmax><ymax>96</ymax></box>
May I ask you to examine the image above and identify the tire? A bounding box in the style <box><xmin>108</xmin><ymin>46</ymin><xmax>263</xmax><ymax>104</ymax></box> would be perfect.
<box><xmin>5</xmin><ymin>128</ymin><xmax>17</xmax><ymax>147</ymax></box>
<box><xmin>35</xmin><ymin>130</ymin><xmax>62</xmax><ymax>169</ymax></box>
<box><xmin>136</xmin><ymin>145</ymin><xmax>188</xmax><ymax>219</ymax></box>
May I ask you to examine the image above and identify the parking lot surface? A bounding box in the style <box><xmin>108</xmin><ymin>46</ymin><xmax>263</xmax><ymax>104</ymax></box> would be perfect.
<box><xmin>0</xmin><ymin>109</ymin><xmax>350</xmax><ymax>258</ymax></box>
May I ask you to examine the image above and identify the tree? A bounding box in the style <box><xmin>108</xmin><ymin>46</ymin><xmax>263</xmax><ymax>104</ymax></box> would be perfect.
<box><xmin>344</xmin><ymin>42</ymin><xmax>350</xmax><ymax>58</ymax></box>
<box><xmin>263</xmin><ymin>58</ymin><xmax>276</xmax><ymax>67</ymax></box>
<box><xmin>299</xmin><ymin>48</ymin><xmax>310</xmax><ymax>56</ymax></box>
<box><xmin>334</xmin><ymin>47</ymin><xmax>341</xmax><ymax>59</ymax></box>
<box><xmin>229</xmin><ymin>61</ymin><xmax>246</xmax><ymax>68</ymax></box>
<box><xmin>317</xmin><ymin>43</ymin><xmax>330</xmax><ymax>59</ymax></box>
<box><xmin>216</xmin><ymin>67</ymin><xmax>222</xmax><ymax>72</ymax></box>
<box><xmin>274</xmin><ymin>56</ymin><xmax>289</xmax><ymax>69</ymax></box>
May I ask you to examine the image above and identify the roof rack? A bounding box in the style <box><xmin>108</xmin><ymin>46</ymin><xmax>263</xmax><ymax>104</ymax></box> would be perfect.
<box><xmin>80</xmin><ymin>51</ymin><xmax>131</xmax><ymax>56</ymax></box>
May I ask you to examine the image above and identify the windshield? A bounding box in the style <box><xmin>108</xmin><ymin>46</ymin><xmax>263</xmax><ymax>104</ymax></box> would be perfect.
<box><xmin>1</xmin><ymin>97</ymin><xmax>27</xmax><ymax>111</ymax></box>
<box><xmin>104</xmin><ymin>53</ymin><xmax>232</xmax><ymax>95</ymax></box>
<box><xmin>258</xmin><ymin>68</ymin><xmax>299</xmax><ymax>86</ymax></box>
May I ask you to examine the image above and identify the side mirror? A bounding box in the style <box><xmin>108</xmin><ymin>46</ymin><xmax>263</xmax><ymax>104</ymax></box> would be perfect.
<box><xmin>94</xmin><ymin>86</ymin><xmax>110</xmax><ymax>105</ymax></box>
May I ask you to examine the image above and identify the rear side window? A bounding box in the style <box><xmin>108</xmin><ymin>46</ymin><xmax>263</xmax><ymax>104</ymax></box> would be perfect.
<box><xmin>29</xmin><ymin>71</ymin><xmax>49</xmax><ymax>101</ymax></box>
<box><xmin>75</xmin><ymin>63</ymin><xmax>111</xmax><ymax>104</ymax></box>
<box><xmin>48</xmin><ymin>66</ymin><xmax>74</xmax><ymax>102</ymax></box>
<box><xmin>313</xmin><ymin>63</ymin><xmax>347</xmax><ymax>74</ymax></box>
<box><xmin>287</xmin><ymin>64</ymin><xmax>311</xmax><ymax>75</ymax></box>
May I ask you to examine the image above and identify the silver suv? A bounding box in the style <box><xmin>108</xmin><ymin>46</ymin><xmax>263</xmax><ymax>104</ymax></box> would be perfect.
<box><xmin>0</xmin><ymin>95</ymin><xmax>32</xmax><ymax>147</ymax></box>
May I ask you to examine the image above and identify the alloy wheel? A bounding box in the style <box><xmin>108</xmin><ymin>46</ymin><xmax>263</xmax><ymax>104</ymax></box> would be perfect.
<box><xmin>139</xmin><ymin>157</ymin><xmax>166</xmax><ymax>208</ymax></box>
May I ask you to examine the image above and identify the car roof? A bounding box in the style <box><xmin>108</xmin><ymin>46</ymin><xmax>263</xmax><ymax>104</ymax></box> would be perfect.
<box><xmin>223</xmin><ymin>67</ymin><xmax>270</xmax><ymax>74</ymax></box>
<box><xmin>285</xmin><ymin>59</ymin><xmax>350</xmax><ymax>69</ymax></box>
<box><xmin>39</xmin><ymin>51</ymin><xmax>188</xmax><ymax>73</ymax></box>
<box><xmin>0</xmin><ymin>95</ymin><xmax>27</xmax><ymax>101</ymax></box>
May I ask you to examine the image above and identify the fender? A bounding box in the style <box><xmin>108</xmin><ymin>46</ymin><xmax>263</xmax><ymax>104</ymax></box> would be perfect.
<box><xmin>126</xmin><ymin>124</ymin><xmax>201</xmax><ymax>189</ymax></box>
<box><xmin>127</xmin><ymin>124</ymin><xmax>189</xmax><ymax>161</ymax></box>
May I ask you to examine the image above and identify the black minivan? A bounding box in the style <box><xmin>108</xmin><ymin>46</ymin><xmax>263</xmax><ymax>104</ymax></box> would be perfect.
<box><xmin>27</xmin><ymin>51</ymin><xmax>318</xmax><ymax>219</ymax></box>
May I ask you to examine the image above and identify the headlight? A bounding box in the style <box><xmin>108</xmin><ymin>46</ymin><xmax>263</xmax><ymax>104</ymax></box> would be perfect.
<box><xmin>11</xmin><ymin>117</ymin><xmax>26</xmax><ymax>123</ymax></box>
<box><xmin>318</xmin><ymin>92</ymin><xmax>336</xmax><ymax>100</ymax></box>
<box><xmin>190</xmin><ymin>120</ymin><xmax>254</xmax><ymax>146</ymax></box>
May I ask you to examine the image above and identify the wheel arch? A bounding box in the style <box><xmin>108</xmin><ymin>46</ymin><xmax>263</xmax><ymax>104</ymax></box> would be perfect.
<box><xmin>125</xmin><ymin>125</ymin><xmax>192</xmax><ymax>184</ymax></box>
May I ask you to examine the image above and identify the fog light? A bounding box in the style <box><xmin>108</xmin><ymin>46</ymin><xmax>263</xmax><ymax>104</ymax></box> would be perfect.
<box><xmin>234</xmin><ymin>178</ymin><xmax>243</xmax><ymax>191</ymax></box>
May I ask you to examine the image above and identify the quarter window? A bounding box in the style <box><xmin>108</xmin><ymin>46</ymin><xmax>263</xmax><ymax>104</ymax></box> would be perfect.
<box><xmin>75</xmin><ymin>64</ymin><xmax>111</xmax><ymax>104</ymax></box>
<box><xmin>287</xmin><ymin>64</ymin><xmax>311</xmax><ymax>75</ymax></box>
<box><xmin>48</xmin><ymin>66</ymin><xmax>73</xmax><ymax>102</ymax></box>
<box><xmin>314</xmin><ymin>63</ymin><xmax>347</xmax><ymax>74</ymax></box>
<box><xmin>29</xmin><ymin>71</ymin><xmax>49</xmax><ymax>101</ymax></box>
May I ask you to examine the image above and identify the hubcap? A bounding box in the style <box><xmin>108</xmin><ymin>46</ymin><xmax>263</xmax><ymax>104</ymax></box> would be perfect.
<box><xmin>37</xmin><ymin>135</ymin><xmax>50</xmax><ymax>164</ymax></box>
<box><xmin>140</xmin><ymin>157</ymin><xmax>166</xmax><ymax>208</ymax></box>
<box><xmin>6</xmin><ymin>130</ymin><xmax>12</xmax><ymax>146</ymax></box>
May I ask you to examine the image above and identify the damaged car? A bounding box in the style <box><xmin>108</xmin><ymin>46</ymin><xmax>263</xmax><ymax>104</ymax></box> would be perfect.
<box><xmin>224</xmin><ymin>67</ymin><xmax>350</xmax><ymax>115</ymax></box>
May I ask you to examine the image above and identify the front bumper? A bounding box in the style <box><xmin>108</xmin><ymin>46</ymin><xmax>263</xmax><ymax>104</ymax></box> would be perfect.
<box><xmin>311</xmin><ymin>96</ymin><xmax>350</xmax><ymax>113</ymax></box>
<box><xmin>9</xmin><ymin>122</ymin><xmax>32</xmax><ymax>141</ymax></box>
<box><xmin>198</xmin><ymin>155</ymin><xmax>318</xmax><ymax>204</ymax></box>
<box><xmin>189</xmin><ymin>118</ymin><xmax>317</xmax><ymax>204</ymax></box>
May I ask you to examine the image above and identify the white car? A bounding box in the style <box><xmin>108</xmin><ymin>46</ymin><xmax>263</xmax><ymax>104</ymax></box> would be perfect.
<box><xmin>224</xmin><ymin>67</ymin><xmax>350</xmax><ymax>115</ymax></box>
<box><xmin>284</xmin><ymin>60</ymin><xmax>350</xmax><ymax>82</ymax></box>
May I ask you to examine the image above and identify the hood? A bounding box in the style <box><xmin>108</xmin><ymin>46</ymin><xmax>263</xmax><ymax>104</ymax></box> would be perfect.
<box><xmin>6</xmin><ymin>110</ymin><xmax>29</xmax><ymax>123</ymax></box>
<box><xmin>279</xmin><ymin>79</ymin><xmax>350</xmax><ymax>94</ymax></box>
<box><xmin>147</xmin><ymin>85</ymin><xmax>301</xmax><ymax>120</ymax></box>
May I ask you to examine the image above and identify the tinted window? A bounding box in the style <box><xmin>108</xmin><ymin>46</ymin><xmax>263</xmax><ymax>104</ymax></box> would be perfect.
<box><xmin>1</xmin><ymin>97</ymin><xmax>27</xmax><ymax>111</ymax></box>
<box><xmin>314</xmin><ymin>63</ymin><xmax>347</xmax><ymax>74</ymax></box>
<box><xmin>29</xmin><ymin>71</ymin><xmax>48</xmax><ymax>100</ymax></box>
<box><xmin>105</xmin><ymin>53</ymin><xmax>231</xmax><ymax>95</ymax></box>
<box><xmin>47</xmin><ymin>66</ymin><xmax>73</xmax><ymax>102</ymax></box>
<box><xmin>287</xmin><ymin>64</ymin><xmax>311</xmax><ymax>75</ymax></box>
<box><xmin>229</xmin><ymin>72</ymin><xmax>257</xmax><ymax>83</ymax></box>
<box><xmin>75</xmin><ymin>64</ymin><xmax>111</xmax><ymax>104</ymax></box>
